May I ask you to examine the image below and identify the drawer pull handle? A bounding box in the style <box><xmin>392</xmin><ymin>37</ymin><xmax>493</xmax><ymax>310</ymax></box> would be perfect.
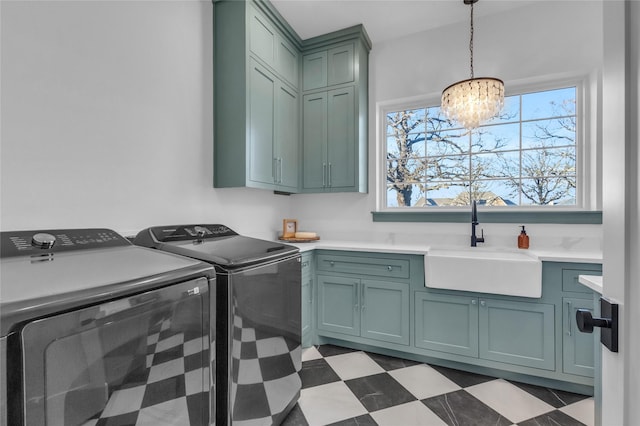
<box><xmin>471</xmin><ymin>299</ymin><xmax>477</xmax><ymax>305</ymax></box>
<box><xmin>480</xmin><ymin>300</ymin><xmax>486</xmax><ymax>307</ymax></box>
<box><xmin>330</xmin><ymin>261</ymin><xmax>335</xmax><ymax>266</ymax></box>
<box><xmin>387</xmin><ymin>265</ymin><xmax>393</xmax><ymax>271</ymax></box>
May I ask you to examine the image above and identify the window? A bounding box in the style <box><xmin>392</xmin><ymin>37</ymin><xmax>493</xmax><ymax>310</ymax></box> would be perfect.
<box><xmin>383</xmin><ymin>85</ymin><xmax>581</xmax><ymax>210</ymax></box>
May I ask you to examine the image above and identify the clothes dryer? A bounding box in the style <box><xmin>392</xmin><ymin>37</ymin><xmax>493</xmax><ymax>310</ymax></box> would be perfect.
<box><xmin>134</xmin><ymin>224</ymin><xmax>301</xmax><ymax>426</ymax></box>
<box><xmin>0</xmin><ymin>228</ymin><xmax>216</xmax><ymax>426</ymax></box>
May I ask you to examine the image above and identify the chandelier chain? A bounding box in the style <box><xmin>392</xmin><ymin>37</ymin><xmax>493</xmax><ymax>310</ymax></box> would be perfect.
<box><xmin>469</xmin><ymin>1</ymin><xmax>474</xmax><ymax>79</ymax></box>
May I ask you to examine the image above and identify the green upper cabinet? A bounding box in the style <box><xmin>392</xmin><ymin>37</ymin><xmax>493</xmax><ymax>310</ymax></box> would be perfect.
<box><xmin>302</xmin><ymin>87</ymin><xmax>356</xmax><ymax>191</ymax></box>
<box><xmin>303</xmin><ymin>44</ymin><xmax>354</xmax><ymax>91</ymax></box>
<box><xmin>301</xmin><ymin>32</ymin><xmax>370</xmax><ymax>193</ymax></box>
<box><xmin>214</xmin><ymin>1</ymin><xmax>370</xmax><ymax>194</ymax></box>
<box><xmin>214</xmin><ymin>0</ymin><xmax>301</xmax><ymax>192</ymax></box>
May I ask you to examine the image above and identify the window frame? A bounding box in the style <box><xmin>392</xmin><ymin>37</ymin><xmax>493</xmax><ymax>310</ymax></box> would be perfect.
<box><xmin>376</xmin><ymin>76</ymin><xmax>595</xmax><ymax>219</ymax></box>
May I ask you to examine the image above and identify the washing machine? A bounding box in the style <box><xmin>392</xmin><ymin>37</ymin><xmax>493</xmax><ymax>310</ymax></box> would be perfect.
<box><xmin>0</xmin><ymin>228</ymin><xmax>216</xmax><ymax>426</ymax></box>
<box><xmin>133</xmin><ymin>224</ymin><xmax>301</xmax><ymax>426</ymax></box>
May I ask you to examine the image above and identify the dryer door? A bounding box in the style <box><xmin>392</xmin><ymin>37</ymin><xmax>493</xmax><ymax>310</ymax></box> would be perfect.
<box><xmin>20</xmin><ymin>277</ymin><xmax>210</xmax><ymax>426</ymax></box>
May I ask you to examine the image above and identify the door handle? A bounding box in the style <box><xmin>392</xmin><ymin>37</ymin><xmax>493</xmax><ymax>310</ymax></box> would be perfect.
<box><xmin>328</xmin><ymin>163</ymin><xmax>332</xmax><ymax>187</ymax></box>
<box><xmin>566</xmin><ymin>301</ymin><xmax>572</xmax><ymax>336</ymax></box>
<box><xmin>322</xmin><ymin>163</ymin><xmax>327</xmax><ymax>187</ymax></box>
<box><xmin>576</xmin><ymin>297</ymin><xmax>619</xmax><ymax>353</ymax></box>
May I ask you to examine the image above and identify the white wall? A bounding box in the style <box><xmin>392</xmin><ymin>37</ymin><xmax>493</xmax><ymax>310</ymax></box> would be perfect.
<box><xmin>0</xmin><ymin>0</ymin><xmax>291</xmax><ymax>239</ymax></box>
<box><xmin>290</xmin><ymin>1</ymin><xmax>604</xmax><ymax>250</ymax></box>
<box><xmin>0</xmin><ymin>0</ymin><xmax>605</xmax><ymax>247</ymax></box>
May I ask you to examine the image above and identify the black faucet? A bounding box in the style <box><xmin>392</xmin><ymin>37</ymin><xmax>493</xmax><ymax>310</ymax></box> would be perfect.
<box><xmin>471</xmin><ymin>200</ymin><xmax>485</xmax><ymax>247</ymax></box>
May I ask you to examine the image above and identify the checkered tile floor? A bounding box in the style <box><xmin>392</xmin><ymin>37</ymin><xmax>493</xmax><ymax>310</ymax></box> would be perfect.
<box><xmin>81</xmin><ymin>316</ymin><xmax>211</xmax><ymax>426</ymax></box>
<box><xmin>282</xmin><ymin>345</ymin><xmax>594</xmax><ymax>426</ymax></box>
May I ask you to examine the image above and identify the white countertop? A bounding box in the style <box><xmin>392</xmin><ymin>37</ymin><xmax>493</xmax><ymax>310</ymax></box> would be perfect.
<box><xmin>283</xmin><ymin>239</ymin><xmax>603</xmax><ymax>264</ymax></box>
<box><xmin>578</xmin><ymin>275</ymin><xmax>603</xmax><ymax>294</ymax></box>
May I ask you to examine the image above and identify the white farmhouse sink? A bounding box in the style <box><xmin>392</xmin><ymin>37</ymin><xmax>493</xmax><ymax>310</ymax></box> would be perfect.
<box><xmin>424</xmin><ymin>248</ymin><xmax>542</xmax><ymax>298</ymax></box>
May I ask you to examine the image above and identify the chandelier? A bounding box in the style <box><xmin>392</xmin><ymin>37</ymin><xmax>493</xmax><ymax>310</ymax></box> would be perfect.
<box><xmin>441</xmin><ymin>0</ymin><xmax>504</xmax><ymax>130</ymax></box>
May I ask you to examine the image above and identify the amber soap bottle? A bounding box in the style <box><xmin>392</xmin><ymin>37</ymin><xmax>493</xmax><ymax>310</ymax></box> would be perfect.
<box><xmin>518</xmin><ymin>226</ymin><xmax>530</xmax><ymax>249</ymax></box>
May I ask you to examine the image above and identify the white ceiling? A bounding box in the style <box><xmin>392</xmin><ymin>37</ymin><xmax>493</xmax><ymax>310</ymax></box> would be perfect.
<box><xmin>270</xmin><ymin>0</ymin><xmax>538</xmax><ymax>45</ymax></box>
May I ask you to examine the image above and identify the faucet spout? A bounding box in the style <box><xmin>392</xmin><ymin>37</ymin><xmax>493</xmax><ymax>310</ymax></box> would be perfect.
<box><xmin>471</xmin><ymin>200</ymin><xmax>485</xmax><ymax>247</ymax></box>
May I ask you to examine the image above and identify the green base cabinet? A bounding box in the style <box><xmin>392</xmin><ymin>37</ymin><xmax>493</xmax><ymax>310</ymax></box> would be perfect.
<box><xmin>563</xmin><ymin>297</ymin><xmax>596</xmax><ymax>377</ymax></box>
<box><xmin>308</xmin><ymin>251</ymin><xmax>602</xmax><ymax>394</ymax></box>
<box><xmin>317</xmin><ymin>275</ymin><xmax>409</xmax><ymax>346</ymax></box>
<box><xmin>415</xmin><ymin>292</ymin><xmax>479</xmax><ymax>357</ymax></box>
<box><xmin>415</xmin><ymin>293</ymin><xmax>555</xmax><ymax>370</ymax></box>
<box><xmin>479</xmin><ymin>298</ymin><xmax>555</xmax><ymax>370</ymax></box>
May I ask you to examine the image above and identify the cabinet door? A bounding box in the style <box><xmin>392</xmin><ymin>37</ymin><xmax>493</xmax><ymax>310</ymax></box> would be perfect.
<box><xmin>326</xmin><ymin>87</ymin><xmax>355</xmax><ymax>190</ymax></box>
<box><xmin>317</xmin><ymin>275</ymin><xmax>360</xmax><ymax>336</ymax></box>
<box><xmin>275</xmin><ymin>83</ymin><xmax>299</xmax><ymax>191</ymax></box>
<box><xmin>302</xmin><ymin>51</ymin><xmax>328</xmax><ymax>91</ymax></box>
<box><xmin>302</xmin><ymin>92</ymin><xmax>328</xmax><ymax>191</ymax></box>
<box><xmin>415</xmin><ymin>293</ymin><xmax>479</xmax><ymax>357</ymax></box>
<box><xmin>276</xmin><ymin>36</ymin><xmax>299</xmax><ymax>88</ymax></box>
<box><xmin>248</xmin><ymin>60</ymin><xmax>276</xmax><ymax>186</ymax></box>
<box><xmin>249</xmin><ymin>5</ymin><xmax>276</xmax><ymax>66</ymax></box>
<box><xmin>327</xmin><ymin>43</ymin><xmax>354</xmax><ymax>86</ymax></box>
<box><xmin>361</xmin><ymin>280</ymin><xmax>409</xmax><ymax>345</ymax></box>
<box><xmin>479</xmin><ymin>298</ymin><xmax>555</xmax><ymax>370</ymax></box>
<box><xmin>563</xmin><ymin>297</ymin><xmax>596</xmax><ymax>377</ymax></box>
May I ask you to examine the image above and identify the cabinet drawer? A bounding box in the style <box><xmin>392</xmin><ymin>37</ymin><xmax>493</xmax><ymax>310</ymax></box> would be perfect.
<box><xmin>562</xmin><ymin>268</ymin><xmax>602</xmax><ymax>293</ymax></box>
<box><xmin>316</xmin><ymin>254</ymin><xmax>410</xmax><ymax>279</ymax></box>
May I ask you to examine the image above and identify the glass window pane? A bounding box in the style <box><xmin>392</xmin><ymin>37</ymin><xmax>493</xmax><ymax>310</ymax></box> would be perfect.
<box><xmin>426</xmin><ymin>183</ymin><xmax>469</xmax><ymax>206</ymax></box>
<box><xmin>519</xmin><ymin>178</ymin><xmax>576</xmax><ymax>206</ymax></box>
<box><xmin>471</xmin><ymin>152</ymin><xmax>512</xmax><ymax>180</ymax></box>
<box><xmin>387</xmin><ymin>134</ymin><xmax>426</xmax><ymax>157</ymax></box>
<box><xmin>520</xmin><ymin>147</ymin><xmax>576</xmax><ymax>178</ymax></box>
<box><xmin>484</xmin><ymin>94</ymin><xmax>520</xmax><ymax>125</ymax></box>
<box><xmin>386</xmin><ymin>109</ymin><xmax>426</xmax><ymax>135</ymax></box>
<box><xmin>474</xmin><ymin>179</ymin><xmax>520</xmax><ymax>206</ymax></box>
<box><xmin>522</xmin><ymin>87</ymin><xmax>576</xmax><ymax>121</ymax></box>
<box><xmin>522</xmin><ymin>118</ymin><xmax>576</xmax><ymax>149</ymax></box>
<box><xmin>425</xmin><ymin>106</ymin><xmax>458</xmax><ymax>132</ymax></box>
<box><xmin>472</xmin><ymin>123</ymin><xmax>520</xmax><ymax>152</ymax></box>
<box><xmin>386</xmin><ymin>158</ymin><xmax>426</xmax><ymax>184</ymax></box>
<box><xmin>426</xmin><ymin>129</ymin><xmax>469</xmax><ymax>156</ymax></box>
<box><xmin>427</xmin><ymin>155</ymin><xmax>468</xmax><ymax>181</ymax></box>
<box><xmin>387</xmin><ymin>184</ymin><xmax>425</xmax><ymax>207</ymax></box>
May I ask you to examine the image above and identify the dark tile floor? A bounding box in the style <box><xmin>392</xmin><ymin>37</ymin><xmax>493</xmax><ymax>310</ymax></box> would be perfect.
<box><xmin>282</xmin><ymin>345</ymin><xmax>594</xmax><ymax>426</ymax></box>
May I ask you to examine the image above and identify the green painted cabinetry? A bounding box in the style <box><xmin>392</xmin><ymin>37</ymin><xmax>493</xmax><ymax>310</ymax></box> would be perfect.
<box><xmin>563</xmin><ymin>297</ymin><xmax>596</xmax><ymax>377</ymax></box>
<box><xmin>214</xmin><ymin>1</ymin><xmax>301</xmax><ymax>192</ymax></box>
<box><xmin>415</xmin><ymin>292</ymin><xmax>479</xmax><ymax>357</ymax></box>
<box><xmin>301</xmin><ymin>31</ymin><xmax>370</xmax><ymax>193</ymax></box>
<box><xmin>415</xmin><ymin>292</ymin><xmax>555</xmax><ymax>370</ymax></box>
<box><xmin>309</xmin><ymin>250</ymin><xmax>602</xmax><ymax>393</ymax></box>
<box><xmin>315</xmin><ymin>251</ymin><xmax>412</xmax><ymax>346</ymax></box>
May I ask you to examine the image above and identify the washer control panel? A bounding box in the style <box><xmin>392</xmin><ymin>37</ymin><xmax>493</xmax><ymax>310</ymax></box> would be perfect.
<box><xmin>1</xmin><ymin>228</ymin><xmax>129</xmax><ymax>258</ymax></box>
<box><xmin>145</xmin><ymin>224</ymin><xmax>238</xmax><ymax>243</ymax></box>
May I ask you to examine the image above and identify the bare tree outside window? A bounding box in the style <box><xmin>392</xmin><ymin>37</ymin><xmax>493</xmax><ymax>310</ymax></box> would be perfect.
<box><xmin>385</xmin><ymin>86</ymin><xmax>577</xmax><ymax>208</ymax></box>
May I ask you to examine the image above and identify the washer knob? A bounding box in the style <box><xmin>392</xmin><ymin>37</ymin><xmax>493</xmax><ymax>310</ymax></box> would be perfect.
<box><xmin>31</xmin><ymin>233</ymin><xmax>56</xmax><ymax>249</ymax></box>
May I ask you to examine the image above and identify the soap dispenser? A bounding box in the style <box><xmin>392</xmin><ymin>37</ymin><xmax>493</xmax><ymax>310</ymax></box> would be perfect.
<box><xmin>518</xmin><ymin>226</ymin><xmax>530</xmax><ymax>249</ymax></box>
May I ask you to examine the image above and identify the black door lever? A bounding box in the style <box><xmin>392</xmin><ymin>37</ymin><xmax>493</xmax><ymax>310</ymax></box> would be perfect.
<box><xmin>576</xmin><ymin>297</ymin><xmax>618</xmax><ymax>352</ymax></box>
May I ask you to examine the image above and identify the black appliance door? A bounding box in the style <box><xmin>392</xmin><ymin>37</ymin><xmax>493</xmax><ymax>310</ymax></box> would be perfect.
<box><xmin>20</xmin><ymin>277</ymin><xmax>211</xmax><ymax>426</ymax></box>
<box><xmin>222</xmin><ymin>255</ymin><xmax>302</xmax><ymax>425</ymax></box>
